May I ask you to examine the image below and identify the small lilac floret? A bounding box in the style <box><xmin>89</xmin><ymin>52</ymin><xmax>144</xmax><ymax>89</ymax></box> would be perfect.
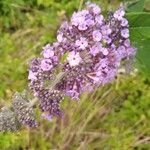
<box><xmin>66</xmin><ymin>90</ymin><xmax>80</xmax><ymax>100</ymax></box>
<box><xmin>114</xmin><ymin>8</ymin><xmax>125</xmax><ymax>20</ymax></box>
<box><xmin>75</xmin><ymin>37</ymin><xmax>88</xmax><ymax>50</ymax></box>
<box><xmin>42</xmin><ymin>44</ymin><xmax>54</xmax><ymax>58</ymax></box>
<box><xmin>95</xmin><ymin>15</ymin><xmax>104</xmax><ymax>25</ymax></box>
<box><xmin>100</xmin><ymin>47</ymin><xmax>109</xmax><ymax>56</ymax></box>
<box><xmin>103</xmin><ymin>36</ymin><xmax>112</xmax><ymax>44</ymax></box>
<box><xmin>71</xmin><ymin>10</ymin><xmax>89</xmax><ymax>30</ymax></box>
<box><xmin>41</xmin><ymin>59</ymin><xmax>53</xmax><ymax>71</ymax></box>
<box><xmin>89</xmin><ymin>3</ymin><xmax>101</xmax><ymax>15</ymax></box>
<box><xmin>101</xmin><ymin>25</ymin><xmax>112</xmax><ymax>35</ymax></box>
<box><xmin>57</xmin><ymin>33</ymin><xmax>64</xmax><ymax>43</ymax></box>
<box><xmin>124</xmin><ymin>39</ymin><xmax>130</xmax><ymax>47</ymax></box>
<box><xmin>121</xmin><ymin>18</ymin><xmax>128</xmax><ymax>27</ymax></box>
<box><xmin>90</xmin><ymin>42</ymin><xmax>102</xmax><ymax>56</ymax></box>
<box><xmin>67</xmin><ymin>51</ymin><xmax>82</xmax><ymax>67</ymax></box>
<box><xmin>92</xmin><ymin>30</ymin><xmax>102</xmax><ymax>42</ymax></box>
<box><xmin>121</xmin><ymin>29</ymin><xmax>129</xmax><ymax>38</ymax></box>
<box><xmin>28</xmin><ymin>70</ymin><xmax>37</xmax><ymax>80</ymax></box>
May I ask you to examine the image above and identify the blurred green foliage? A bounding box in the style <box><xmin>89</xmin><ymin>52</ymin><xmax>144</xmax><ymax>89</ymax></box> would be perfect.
<box><xmin>0</xmin><ymin>0</ymin><xmax>150</xmax><ymax>149</ymax></box>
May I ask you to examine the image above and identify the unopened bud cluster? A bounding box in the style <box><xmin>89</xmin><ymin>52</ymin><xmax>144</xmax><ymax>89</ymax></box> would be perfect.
<box><xmin>12</xmin><ymin>92</ymin><xmax>37</xmax><ymax>127</ymax></box>
<box><xmin>0</xmin><ymin>92</ymin><xmax>37</xmax><ymax>132</ymax></box>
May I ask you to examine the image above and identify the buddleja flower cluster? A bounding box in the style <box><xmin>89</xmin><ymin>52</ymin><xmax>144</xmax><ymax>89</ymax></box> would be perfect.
<box><xmin>28</xmin><ymin>3</ymin><xmax>136</xmax><ymax>121</ymax></box>
<box><xmin>0</xmin><ymin>3</ymin><xmax>136</xmax><ymax>131</ymax></box>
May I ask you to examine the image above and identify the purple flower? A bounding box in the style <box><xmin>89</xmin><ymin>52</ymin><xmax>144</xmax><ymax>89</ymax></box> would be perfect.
<box><xmin>127</xmin><ymin>47</ymin><xmax>137</xmax><ymax>56</ymax></box>
<box><xmin>75</xmin><ymin>37</ymin><xmax>88</xmax><ymax>50</ymax></box>
<box><xmin>66</xmin><ymin>90</ymin><xmax>80</xmax><ymax>100</ymax></box>
<box><xmin>96</xmin><ymin>58</ymin><xmax>108</xmax><ymax>70</ymax></box>
<box><xmin>78</xmin><ymin>23</ymin><xmax>88</xmax><ymax>31</ymax></box>
<box><xmin>100</xmin><ymin>47</ymin><xmax>109</xmax><ymax>56</ymax></box>
<box><xmin>90</xmin><ymin>42</ymin><xmax>102</xmax><ymax>56</ymax></box>
<box><xmin>92</xmin><ymin>30</ymin><xmax>102</xmax><ymax>42</ymax></box>
<box><xmin>67</xmin><ymin>51</ymin><xmax>82</xmax><ymax>67</ymax></box>
<box><xmin>124</xmin><ymin>39</ymin><xmax>130</xmax><ymax>47</ymax></box>
<box><xmin>101</xmin><ymin>25</ymin><xmax>112</xmax><ymax>35</ymax></box>
<box><xmin>117</xmin><ymin>45</ymin><xmax>126</xmax><ymax>58</ymax></box>
<box><xmin>42</xmin><ymin>44</ymin><xmax>54</xmax><ymax>58</ymax></box>
<box><xmin>71</xmin><ymin>10</ymin><xmax>89</xmax><ymax>30</ymax></box>
<box><xmin>88</xmin><ymin>3</ymin><xmax>101</xmax><ymax>15</ymax></box>
<box><xmin>114</xmin><ymin>8</ymin><xmax>125</xmax><ymax>20</ymax></box>
<box><xmin>121</xmin><ymin>18</ymin><xmax>128</xmax><ymax>27</ymax></box>
<box><xmin>57</xmin><ymin>33</ymin><xmax>64</xmax><ymax>42</ymax></box>
<box><xmin>103</xmin><ymin>35</ymin><xmax>112</xmax><ymax>44</ymax></box>
<box><xmin>95</xmin><ymin>15</ymin><xmax>104</xmax><ymax>25</ymax></box>
<box><xmin>121</xmin><ymin>29</ymin><xmax>129</xmax><ymax>38</ymax></box>
<box><xmin>85</xmin><ymin>17</ymin><xmax>95</xmax><ymax>26</ymax></box>
<box><xmin>41</xmin><ymin>59</ymin><xmax>53</xmax><ymax>71</ymax></box>
<box><xmin>28</xmin><ymin>70</ymin><xmax>37</xmax><ymax>81</ymax></box>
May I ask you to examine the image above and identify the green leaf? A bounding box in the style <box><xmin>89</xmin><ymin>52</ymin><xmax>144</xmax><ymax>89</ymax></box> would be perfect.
<box><xmin>130</xmin><ymin>27</ymin><xmax>150</xmax><ymax>40</ymax></box>
<box><xmin>126</xmin><ymin>0</ymin><xmax>146</xmax><ymax>12</ymax></box>
<box><xmin>126</xmin><ymin>12</ymin><xmax>150</xmax><ymax>27</ymax></box>
<box><xmin>127</xmin><ymin>12</ymin><xmax>150</xmax><ymax>73</ymax></box>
